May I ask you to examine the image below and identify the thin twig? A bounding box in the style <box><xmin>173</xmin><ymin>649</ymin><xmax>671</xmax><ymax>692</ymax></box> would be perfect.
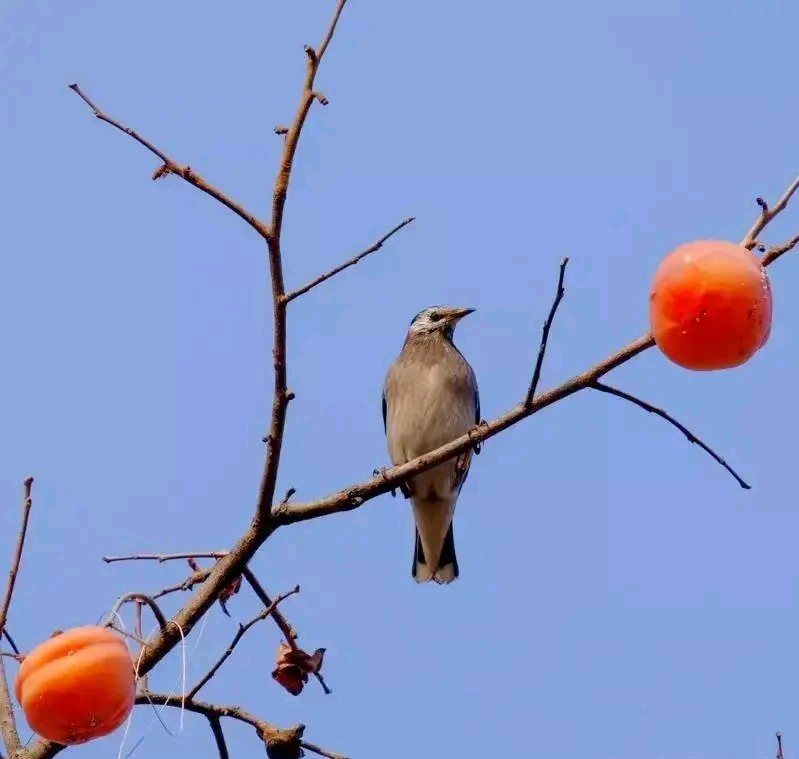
<box><xmin>3</xmin><ymin>633</ymin><xmax>19</xmax><ymax>657</ymax></box>
<box><xmin>102</xmin><ymin>552</ymin><xmax>228</xmax><ymax>564</ymax></box>
<box><xmin>301</xmin><ymin>741</ymin><xmax>350</xmax><ymax>759</ymax></box>
<box><xmin>152</xmin><ymin>568</ymin><xmax>213</xmax><ymax>599</ymax></box>
<box><xmin>762</xmin><ymin>233</ymin><xmax>799</xmax><ymax>267</ymax></box>
<box><xmin>592</xmin><ymin>381</ymin><xmax>750</xmax><ymax>489</ymax></box>
<box><xmin>257</xmin><ymin>0</ymin><xmax>349</xmax><ymax>524</ymax></box>
<box><xmin>525</xmin><ymin>257</ymin><xmax>569</xmax><ymax>406</ymax></box>
<box><xmin>0</xmin><ymin>478</ymin><xmax>34</xmax><ymax>638</ymax></box>
<box><xmin>777</xmin><ymin>732</ymin><xmax>784</xmax><ymax>759</ymax></box>
<box><xmin>242</xmin><ymin>569</ymin><xmax>331</xmax><ymax>694</ymax></box>
<box><xmin>241</xmin><ymin>569</ymin><xmax>298</xmax><ymax>645</ymax></box>
<box><xmin>188</xmin><ymin>586</ymin><xmax>300</xmax><ymax>699</ymax></box>
<box><xmin>285</xmin><ymin>217</ymin><xmax>415</xmax><ymax>301</ymax></box>
<box><xmin>206</xmin><ymin>715</ymin><xmax>229</xmax><ymax>759</ymax></box>
<box><xmin>67</xmin><ymin>85</ymin><xmax>272</xmax><ymax>241</ymax></box>
<box><xmin>0</xmin><ymin>478</ymin><xmax>34</xmax><ymax>758</ymax></box>
<box><xmin>742</xmin><ymin>176</ymin><xmax>799</xmax><ymax>248</ymax></box>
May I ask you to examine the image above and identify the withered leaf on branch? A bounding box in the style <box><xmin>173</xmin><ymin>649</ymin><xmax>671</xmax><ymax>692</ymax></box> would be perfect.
<box><xmin>271</xmin><ymin>641</ymin><xmax>325</xmax><ymax>696</ymax></box>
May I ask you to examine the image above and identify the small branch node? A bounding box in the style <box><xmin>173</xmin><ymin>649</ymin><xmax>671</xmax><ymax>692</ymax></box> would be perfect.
<box><xmin>312</xmin><ymin>91</ymin><xmax>329</xmax><ymax>106</ymax></box>
<box><xmin>274</xmin><ymin>125</ymin><xmax>290</xmax><ymax>135</ymax></box>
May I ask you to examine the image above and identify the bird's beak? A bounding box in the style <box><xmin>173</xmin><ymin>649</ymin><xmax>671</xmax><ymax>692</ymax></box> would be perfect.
<box><xmin>448</xmin><ymin>307</ymin><xmax>475</xmax><ymax>323</ymax></box>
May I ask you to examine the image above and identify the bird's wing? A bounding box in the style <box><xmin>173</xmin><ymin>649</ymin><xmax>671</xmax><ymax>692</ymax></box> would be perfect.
<box><xmin>382</xmin><ymin>387</ymin><xmax>388</xmax><ymax>434</ymax></box>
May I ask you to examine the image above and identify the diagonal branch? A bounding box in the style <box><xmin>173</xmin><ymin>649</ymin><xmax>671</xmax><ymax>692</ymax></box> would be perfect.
<box><xmin>591</xmin><ymin>381</ymin><xmax>750</xmax><ymax>489</ymax></box>
<box><xmin>742</xmin><ymin>176</ymin><xmax>799</xmax><ymax>249</ymax></box>
<box><xmin>286</xmin><ymin>217</ymin><xmax>415</xmax><ymax>302</ymax></box>
<box><xmin>762</xmin><ymin>232</ymin><xmax>799</xmax><ymax>267</ymax></box>
<box><xmin>0</xmin><ymin>478</ymin><xmax>34</xmax><ymax>638</ymax></box>
<box><xmin>525</xmin><ymin>257</ymin><xmax>569</xmax><ymax>406</ymax></box>
<box><xmin>68</xmin><ymin>84</ymin><xmax>272</xmax><ymax>241</ymax></box>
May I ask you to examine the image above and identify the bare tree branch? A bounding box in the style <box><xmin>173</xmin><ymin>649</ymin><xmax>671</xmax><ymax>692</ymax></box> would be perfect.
<box><xmin>242</xmin><ymin>569</ymin><xmax>331</xmax><ymax>695</ymax></box>
<box><xmin>525</xmin><ymin>257</ymin><xmax>569</xmax><ymax>407</ymax></box>
<box><xmin>0</xmin><ymin>477</ymin><xmax>34</xmax><ymax>758</ymax></box>
<box><xmin>762</xmin><ymin>233</ymin><xmax>799</xmax><ymax>267</ymax></box>
<box><xmin>206</xmin><ymin>715</ymin><xmax>229</xmax><ymax>759</ymax></box>
<box><xmin>188</xmin><ymin>586</ymin><xmax>300</xmax><ymax>699</ymax></box>
<box><xmin>742</xmin><ymin>177</ymin><xmax>799</xmax><ymax>249</ymax></box>
<box><xmin>777</xmin><ymin>732</ymin><xmax>785</xmax><ymax>759</ymax></box>
<box><xmin>68</xmin><ymin>85</ymin><xmax>272</xmax><ymax>241</ymax></box>
<box><xmin>257</xmin><ymin>0</ymin><xmax>350</xmax><ymax>526</ymax></box>
<box><xmin>591</xmin><ymin>381</ymin><xmax>750</xmax><ymax>489</ymax></box>
<box><xmin>134</xmin><ymin>693</ymin><xmax>348</xmax><ymax>759</ymax></box>
<box><xmin>0</xmin><ymin>478</ymin><xmax>34</xmax><ymax>638</ymax></box>
<box><xmin>103</xmin><ymin>551</ymin><xmax>228</xmax><ymax>564</ymax></box>
<box><xmin>0</xmin><ymin>656</ymin><xmax>20</xmax><ymax>759</ymax></box>
<box><xmin>285</xmin><ymin>217</ymin><xmax>415</xmax><ymax>302</ymax></box>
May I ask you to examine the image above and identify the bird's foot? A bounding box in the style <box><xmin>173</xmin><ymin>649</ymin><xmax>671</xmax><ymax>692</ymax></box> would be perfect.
<box><xmin>373</xmin><ymin>467</ymin><xmax>402</xmax><ymax>498</ymax></box>
<box><xmin>468</xmin><ymin>419</ymin><xmax>489</xmax><ymax>455</ymax></box>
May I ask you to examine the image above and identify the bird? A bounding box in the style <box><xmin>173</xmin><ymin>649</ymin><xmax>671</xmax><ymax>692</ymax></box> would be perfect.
<box><xmin>382</xmin><ymin>305</ymin><xmax>480</xmax><ymax>584</ymax></box>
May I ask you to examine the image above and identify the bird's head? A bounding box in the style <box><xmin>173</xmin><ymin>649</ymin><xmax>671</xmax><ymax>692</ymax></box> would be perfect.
<box><xmin>408</xmin><ymin>305</ymin><xmax>475</xmax><ymax>340</ymax></box>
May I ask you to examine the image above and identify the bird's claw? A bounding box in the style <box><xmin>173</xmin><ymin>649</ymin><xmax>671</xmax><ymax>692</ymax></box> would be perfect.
<box><xmin>373</xmin><ymin>467</ymin><xmax>397</xmax><ymax>497</ymax></box>
<box><xmin>469</xmin><ymin>419</ymin><xmax>489</xmax><ymax>455</ymax></box>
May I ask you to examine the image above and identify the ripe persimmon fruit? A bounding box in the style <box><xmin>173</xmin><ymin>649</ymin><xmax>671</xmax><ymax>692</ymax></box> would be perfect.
<box><xmin>15</xmin><ymin>626</ymin><xmax>136</xmax><ymax>745</ymax></box>
<box><xmin>649</xmin><ymin>240</ymin><xmax>772</xmax><ymax>370</ymax></box>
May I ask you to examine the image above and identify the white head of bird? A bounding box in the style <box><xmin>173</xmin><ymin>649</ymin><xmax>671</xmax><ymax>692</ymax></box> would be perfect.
<box><xmin>407</xmin><ymin>305</ymin><xmax>475</xmax><ymax>339</ymax></box>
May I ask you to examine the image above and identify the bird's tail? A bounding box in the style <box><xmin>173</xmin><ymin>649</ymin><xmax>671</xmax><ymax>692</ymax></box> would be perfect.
<box><xmin>412</xmin><ymin>522</ymin><xmax>459</xmax><ymax>584</ymax></box>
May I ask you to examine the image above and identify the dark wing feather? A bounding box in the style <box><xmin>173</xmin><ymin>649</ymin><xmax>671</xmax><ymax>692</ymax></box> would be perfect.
<box><xmin>382</xmin><ymin>388</ymin><xmax>387</xmax><ymax>434</ymax></box>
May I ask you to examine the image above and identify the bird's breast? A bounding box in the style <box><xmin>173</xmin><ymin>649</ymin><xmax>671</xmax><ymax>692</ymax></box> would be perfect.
<box><xmin>385</xmin><ymin>362</ymin><xmax>476</xmax><ymax>464</ymax></box>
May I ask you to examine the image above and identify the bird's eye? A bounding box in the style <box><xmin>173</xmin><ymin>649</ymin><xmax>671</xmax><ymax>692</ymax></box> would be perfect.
<box><xmin>429</xmin><ymin>312</ymin><xmax>443</xmax><ymax>322</ymax></box>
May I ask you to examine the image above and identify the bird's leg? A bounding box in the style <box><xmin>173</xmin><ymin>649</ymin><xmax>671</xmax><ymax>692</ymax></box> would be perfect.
<box><xmin>468</xmin><ymin>419</ymin><xmax>489</xmax><ymax>455</ymax></box>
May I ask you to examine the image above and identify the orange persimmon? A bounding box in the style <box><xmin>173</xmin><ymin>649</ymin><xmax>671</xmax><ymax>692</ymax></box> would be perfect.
<box><xmin>15</xmin><ymin>626</ymin><xmax>136</xmax><ymax>745</ymax></box>
<box><xmin>649</xmin><ymin>240</ymin><xmax>772</xmax><ymax>370</ymax></box>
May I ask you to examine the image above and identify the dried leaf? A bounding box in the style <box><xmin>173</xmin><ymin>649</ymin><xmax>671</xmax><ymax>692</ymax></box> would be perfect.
<box><xmin>271</xmin><ymin>642</ymin><xmax>326</xmax><ymax>696</ymax></box>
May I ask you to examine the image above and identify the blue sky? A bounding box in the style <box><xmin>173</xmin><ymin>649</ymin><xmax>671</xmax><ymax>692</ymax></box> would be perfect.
<box><xmin>1</xmin><ymin>1</ymin><xmax>797</xmax><ymax>758</ymax></box>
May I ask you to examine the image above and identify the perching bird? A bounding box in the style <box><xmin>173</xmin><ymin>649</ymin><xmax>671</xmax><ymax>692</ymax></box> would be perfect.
<box><xmin>382</xmin><ymin>305</ymin><xmax>480</xmax><ymax>584</ymax></box>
